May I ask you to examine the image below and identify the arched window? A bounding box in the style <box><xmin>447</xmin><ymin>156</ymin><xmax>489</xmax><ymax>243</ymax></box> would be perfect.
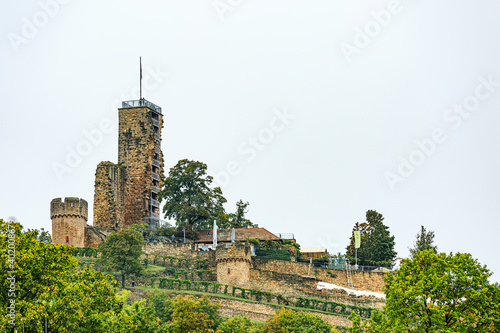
<box><xmin>66</xmin><ymin>236</ymin><xmax>69</xmax><ymax>243</ymax></box>
<box><xmin>227</xmin><ymin>268</ymin><xmax>230</xmax><ymax>275</ymax></box>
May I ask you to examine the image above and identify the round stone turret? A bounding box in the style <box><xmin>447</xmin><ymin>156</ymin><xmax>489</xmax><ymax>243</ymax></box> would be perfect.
<box><xmin>50</xmin><ymin>197</ymin><xmax>88</xmax><ymax>247</ymax></box>
<box><xmin>216</xmin><ymin>242</ymin><xmax>252</xmax><ymax>288</ymax></box>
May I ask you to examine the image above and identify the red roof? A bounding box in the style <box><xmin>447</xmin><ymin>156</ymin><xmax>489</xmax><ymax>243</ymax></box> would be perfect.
<box><xmin>195</xmin><ymin>227</ymin><xmax>281</xmax><ymax>243</ymax></box>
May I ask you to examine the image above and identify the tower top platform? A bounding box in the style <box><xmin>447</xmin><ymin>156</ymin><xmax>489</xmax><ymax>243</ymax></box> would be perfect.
<box><xmin>121</xmin><ymin>99</ymin><xmax>162</xmax><ymax>114</ymax></box>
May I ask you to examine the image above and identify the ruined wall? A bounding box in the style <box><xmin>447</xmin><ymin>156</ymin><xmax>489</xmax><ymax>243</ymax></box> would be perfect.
<box><xmin>118</xmin><ymin>107</ymin><xmax>163</xmax><ymax>227</ymax></box>
<box><xmin>216</xmin><ymin>243</ymin><xmax>252</xmax><ymax>288</ymax></box>
<box><xmin>51</xmin><ymin>197</ymin><xmax>87</xmax><ymax>247</ymax></box>
<box><xmin>142</xmin><ymin>242</ymin><xmax>216</xmax><ymax>267</ymax></box>
<box><xmin>254</xmin><ymin>258</ymin><xmax>386</xmax><ymax>293</ymax></box>
<box><xmin>93</xmin><ymin>161</ymin><xmax>125</xmax><ymax>229</ymax></box>
<box><xmin>84</xmin><ymin>226</ymin><xmax>108</xmax><ymax>248</ymax></box>
<box><xmin>248</xmin><ymin>269</ymin><xmax>317</xmax><ymax>298</ymax></box>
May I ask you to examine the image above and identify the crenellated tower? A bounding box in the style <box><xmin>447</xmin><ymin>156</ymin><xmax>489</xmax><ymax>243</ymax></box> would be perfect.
<box><xmin>216</xmin><ymin>242</ymin><xmax>252</xmax><ymax>288</ymax></box>
<box><xmin>50</xmin><ymin>197</ymin><xmax>88</xmax><ymax>247</ymax></box>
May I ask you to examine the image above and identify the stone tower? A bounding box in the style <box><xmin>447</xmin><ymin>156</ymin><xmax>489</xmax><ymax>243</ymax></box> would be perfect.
<box><xmin>216</xmin><ymin>242</ymin><xmax>252</xmax><ymax>288</ymax></box>
<box><xmin>93</xmin><ymin>99</ymin><xmax>164</xmax><ymax>230</ymax></box>
<box><xmin>51</xmin><ymin>197</ymin><xmax>88</xmax><ymax>247</ymax></box>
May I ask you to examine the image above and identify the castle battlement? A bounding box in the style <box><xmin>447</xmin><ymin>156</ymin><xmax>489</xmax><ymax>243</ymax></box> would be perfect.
<box><xmin>51</xmin><ymin>197</ymin><xmax>88</xmax><ymax>247</ymax></box>
<box><xmin>215</xmin><ymin>242</ymin><xmax>252</xmax><ymax>263</ymax></box>
<box><xmin>51</xmin><ymin>197</ymin><xmax>88</xmax><ymax>221</ymax></box>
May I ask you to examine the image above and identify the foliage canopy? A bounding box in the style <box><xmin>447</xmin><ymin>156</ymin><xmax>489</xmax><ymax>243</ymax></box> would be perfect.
<box><xmin>159</xmin><ymin>159</ymin><xmax>227</xmax><ymax>229</ymax></box>
<box><xmin>349</xmin><ymin>250</ymin><xmax>500</xmax><ymax>332</ymax></box>
<box><xmin>159</xmin><ymin>159</ymin><xmax>255</xmax><ymax>230</ymax></box>
<box><xmin>0</xmin><ymin>220</ymin><xmax>162</xmax><ymax>332</ymax></box>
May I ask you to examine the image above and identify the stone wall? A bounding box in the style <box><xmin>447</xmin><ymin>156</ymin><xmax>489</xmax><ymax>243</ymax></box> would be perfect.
<box><xmin>93</xmin><ymin>161</ymin><xmax>125</xmax><ymax>229</ymax></box>
<box><xmin>143</xmin><ymin>242</ymin><xmax>195</xmax><ymax>258</ymax></box>
<box><xmin>210</xmin><ymin>297</ymin><xmax>352</xmax><ymax>328</ymax></box>
<box><xmin>248</xmin><ymin>269</ymin><xmax>317</xmax><ymax>297</ymax></box>
<box><xmin>142</xmin><ymin>242</ymin><xmax>216</xmax><ymax>268</ymax></box>
<box><xmin>84</xmin><ymin>226</ymin><xmax>108</xmax><ymax>248</ymax></box>
<box><xmin>51</xmin><ymin>197</ymin><xmax>87</xmax><ymax>247</ymax></box>
<box><xmin>254</xmin><ymin>258</ymin><xmax>386</xmax><ymax>293</ymax></box>
<box><xmin>248</xmin><ymin>269</ymin><xmax>385</xmax><ymax>310</ymax></box>
<box><xmin>315</xmin><ymin>267</ymin><xmax>386</xmax><ymax>293</ymax></box>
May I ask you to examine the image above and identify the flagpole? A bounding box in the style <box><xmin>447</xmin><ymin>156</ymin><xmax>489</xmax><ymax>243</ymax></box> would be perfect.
<box><xmin>140</xmin><ymin>56</ymin><xmax>142</xmax><ymax>100</ymax></box>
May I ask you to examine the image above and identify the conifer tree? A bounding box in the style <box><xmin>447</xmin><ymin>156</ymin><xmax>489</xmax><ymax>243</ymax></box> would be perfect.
<box><xmin>409</xmin><ymin>225</ymin><xmax>437</xmax><ymax>259</ymax></box>
<box><xmin>346</xmin><ymin>210</ymin><xmax>396</xmax><ymax>268</ymax></box>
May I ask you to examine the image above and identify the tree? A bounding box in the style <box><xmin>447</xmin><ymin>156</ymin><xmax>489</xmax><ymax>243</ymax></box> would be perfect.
<box><xmin>97</xmin><ymin>227</ymin><xmax>145</xmax><ymax>288</ymax></box>
<box><xmin>0</xmin><ymin>220</ymin><xmax>136</xmax><ymax>332</ymax></box>
<box><xmin>346</xmin><ymin>210</ymin><xmax>396</xmax><ymax>268</ymax></box>
<box><xmin>409</xmin><ymin>225</ymin><xmax>437</xmax><ymax>259</ymax></box>
<box><xmin>159</xmin><ymin>159</ymin><xmax>228</xmax><ymax>229</ymax></box>
<box><xmin>123</xmin><ymin>298</ymin><xmax>162</xmax><ymax>333</ymax></box>
<box><xmin>216</xmin><ymin>315</ymin><xmax>261</xmax><ymax>333</ymax></box>
<box><xmin>165</xmin><ymin>295</ymin><xmax>218</xmax><ymax>333</ymax></box>
<box><xmin>225</xmin><ymin>200</ymin><xmax>257</xmax><ymax>229</ymax></box>
<box><xmin>22</xmin><ymin>267</ymin><xmax>127</xmax><ymax>332</ymax></box>
<box><xmin>194</xmin><ymin>295</ymin><xmax>222</xmax><ymax>331</ymax></box>
<box><xmin>24</xmin><ymin>227</ymin><xmax>51</xmax><ymax>243</ymax></box>
<box><xmin>349</xmin><ymin>250</ymin><xmax>500</xmax><ymax>332</ymax></box>
<box><xmin>346</xmin><ymin>222</ymin><xmax>371</xmax><ymax>266</ymax></box>
<box><xmin>149</xmin><ymin>291</ymin><xmax>175</xmax><ymax>324</ymax></box>
<box><xmin>260</xmin><ymin>309</ymin><xmax>336</xmax><ymax>333</ymax></box>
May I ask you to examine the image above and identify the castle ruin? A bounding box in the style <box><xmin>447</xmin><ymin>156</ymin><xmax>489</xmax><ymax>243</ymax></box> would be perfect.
<box><xmin>51</xmin><ymin>98</ymin><xmax>164</xmax><ymax>247</ymax></box>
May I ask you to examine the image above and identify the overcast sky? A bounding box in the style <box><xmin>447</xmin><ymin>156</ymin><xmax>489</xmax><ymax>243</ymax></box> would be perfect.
<box><xmin>1</xmin><ymin>1</ymin><xmax>499</xmax><ymax>281</ymax></box>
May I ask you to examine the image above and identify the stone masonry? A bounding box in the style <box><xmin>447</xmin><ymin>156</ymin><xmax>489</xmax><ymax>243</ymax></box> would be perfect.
<box><xmin>92</xmin><ymin>100</ymin><xmax>164</xmax><ymax>233</ymax></box>
<box><xmin>254</xmin><ymin>257</ymin><xmax>386</xmax><ymax>293</ymax></box>
<box><xmin>118</xmin><ymin>105</ymin><xmax>164</xmax><ymax>228</ymax></box>
<box><xmin>93</xmin><ymin>162</ymin><xmax>125</xmax><ymax>229</ymax></box>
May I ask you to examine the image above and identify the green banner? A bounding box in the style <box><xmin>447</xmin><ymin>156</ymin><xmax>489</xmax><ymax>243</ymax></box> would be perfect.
<box><xmin>354</xmin><ymin>230</ymin><xmax>361</xmax><ymax>249</ymax></box>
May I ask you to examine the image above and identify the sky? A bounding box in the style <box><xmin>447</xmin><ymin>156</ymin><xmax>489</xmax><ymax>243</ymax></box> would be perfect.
<box><xmin>1</xmin><ymin>1</ymin><xmax>500</xmax><ymax>281</ymax></box>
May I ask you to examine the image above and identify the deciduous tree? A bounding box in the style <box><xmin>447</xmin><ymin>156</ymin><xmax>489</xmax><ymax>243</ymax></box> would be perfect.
<box><xmin>149</xmin><ymin>291</ymin><xmax>175</xmax><ymax>324</ymax></box>
<box><xmin>260</xmin><ymin>309</ymin><xmax>335</xmax><ymax>333</ymax></box>
<box><xmin>97</xmin><ymin>227</ymin><xmax>145</xmax><ymax>288</ymax></box>
<box><xmin>159</xmin><ymin>159</ymin><xmax>227</xmax><ymax>229</ymax></box>
<box><xmin>216</xmin><ymin>315</ymin><xmax>260</xmax><ymax>333</ymax></box>
<box><xmin>0</xmin><ymin>220</ymin><xmax>145</xmax><ymax>332</ymax></box>
<box><xmin>165</xmin><ymin>295</ymin><xmax>218</xmax><ymax>333</ymax></box>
